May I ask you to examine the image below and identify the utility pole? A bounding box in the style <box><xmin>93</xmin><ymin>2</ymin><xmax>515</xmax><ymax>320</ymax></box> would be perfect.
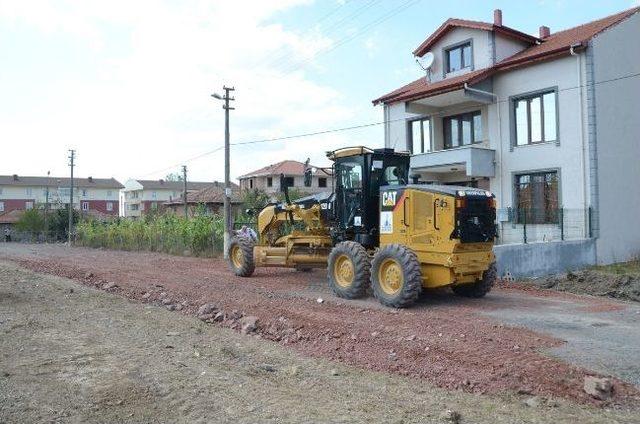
<box><xmin>212</xmin><ymin>86</ymin><xmax>235</xmax><ymax>258</ymax></box>
<box><xmin>182</xmin><ymin>165</ymin><xmax>188</xmax><ymax>218</ymax></box>
<box><xmin>67</xmin><ymin>150</ymin><xmax>75</xmax><ymax>245</ymax></box>
<box><xmin>44</xmin><ymin>170</ymin><xmax>50</xmax><ymax>242</ymax></box>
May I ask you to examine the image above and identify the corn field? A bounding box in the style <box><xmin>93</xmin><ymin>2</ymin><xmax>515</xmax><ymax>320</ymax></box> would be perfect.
<box><xmin>75</xmin><ymin>214</ymin><xmax>225</xmax><ymax>257</ymax></box>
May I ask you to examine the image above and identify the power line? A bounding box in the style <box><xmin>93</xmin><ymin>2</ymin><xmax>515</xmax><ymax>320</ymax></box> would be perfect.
<box><xmin>255</xmin><ymin>0</ymin><xmax>357</xmax><ymax>70</ymax></box>
<box><xmin>277</xmin><ymin>0</ymin><xmax>422</xmax><ymax>75</ymax></box>
<box><xmin>138</xmin><ymin>70</ymin><xmax>640</xmax><ymax>178</ymax></box>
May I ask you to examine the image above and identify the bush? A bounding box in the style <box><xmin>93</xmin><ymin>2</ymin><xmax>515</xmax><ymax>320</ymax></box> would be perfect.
<box><xmin>75</xmin><ymin>213</ymin><xmax>224</xmax><ymax>257</ymax></box>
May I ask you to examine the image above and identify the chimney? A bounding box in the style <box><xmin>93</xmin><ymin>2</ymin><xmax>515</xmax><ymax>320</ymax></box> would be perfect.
<box><xmin>12</xmin><ymin>174</ymin><xmax>18</xmax><ymax>181</ymax></box>
<box><xmin>493</xmin><ymin>9</ymin><xmax>502</xmax><ymax>26</ymax></box>
<box><xmin>539</xmin><ymin>25</ymin><xmax>550</xmax><ymax>38</ymax></box>
<box><xmin>88</xmin><ymin>176</ymin><xmax>93</xmax><ymax>183</ymax></box>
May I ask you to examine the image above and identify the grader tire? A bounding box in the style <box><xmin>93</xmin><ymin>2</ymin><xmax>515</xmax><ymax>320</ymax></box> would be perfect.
<box><xmin>451</xmin><ymin>262</ymin><xmax>496</xmax><ymax>298</ymax></box>
<box><xmin>371</xmin><ymin>244</ymin><xmax>422</xmax><ymax>308</ymax></box>
<box><xmin>227</xmin><ymin>236</ymin><xmax>255</xmax><ymax>277</ymax></box>
<box><xmin>327</xmin><ymin>241</ymin><xmax>370</xmax><ymax>299</ymax></box>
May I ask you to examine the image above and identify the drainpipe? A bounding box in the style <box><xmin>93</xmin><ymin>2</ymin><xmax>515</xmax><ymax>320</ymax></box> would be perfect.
<box><xmin>464</xmin><ymin>83</ymin><xmax>504</xmax><ymax>206</ymax></box>
<box><xmin>464</xmin><ymin>83</ymin><xmax>497</xmax><ymax>100</ymax></box>
<box><xmin>571</xmin><ymin>42</ymin><xmax>589</xmax><ymax>237</ymax></box>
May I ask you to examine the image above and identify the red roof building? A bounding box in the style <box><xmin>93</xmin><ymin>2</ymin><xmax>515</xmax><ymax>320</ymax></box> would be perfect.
<box><xmin>372</xmin><ymin>7</ymin><xmax>640</xmax><ymax>269</ymax></box>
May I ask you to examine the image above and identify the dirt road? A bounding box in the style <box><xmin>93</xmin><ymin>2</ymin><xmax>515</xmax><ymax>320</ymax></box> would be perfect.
<box><xmin>1</xmin><ymin>243</ymin><xmax>639</xmax><ymax>409</ymax></box>
<box><xmin>2</xmin><ymin>261</ymin><xmax>639</xmax><ymax>423</ymax></box>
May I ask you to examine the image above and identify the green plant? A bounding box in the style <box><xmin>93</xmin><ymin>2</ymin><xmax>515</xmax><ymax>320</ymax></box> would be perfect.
<box><xmin>75</xmin><ymin>213</ymin><xmax>225</xmax><ymax>257</ymax></box>
<box><xmin>15</xmin><ymin>209</ymin><xmax>45</xmax><ymax>233</ymax></box>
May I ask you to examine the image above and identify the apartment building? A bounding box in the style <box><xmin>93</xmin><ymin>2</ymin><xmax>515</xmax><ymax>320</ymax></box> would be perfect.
<box><xmin>121</xmin><ymin>179</ymin><xmax>235</xmax><ymax>218</ymax></box>
<box><xmin>0</xmin><ymin>174</ymin><xmax>123</xmax><ymax>219</ymax></box>
<box><xmin>373</xmin><ymin>7</ymin><xmax>640</xmax><ymax>275</ymax></box>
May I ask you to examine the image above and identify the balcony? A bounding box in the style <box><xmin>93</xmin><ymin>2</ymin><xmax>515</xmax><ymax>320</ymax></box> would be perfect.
<box><xmin>410</xmin><ymin>145</ymin><xmax>495</xmax><ymax>177</ymax></box>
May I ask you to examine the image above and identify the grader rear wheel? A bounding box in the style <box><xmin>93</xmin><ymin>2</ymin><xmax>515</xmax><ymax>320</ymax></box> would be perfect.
<box><xmin>327</xmin><ymin>241</ymin><xmax>370</xmax><ymax>299</ymax></box>
<box><xmin>371</xmin><ymin>244</ymin><xmax>422</xmax><ymax>308</ymax></box>
<box><xmin>451</xmin><ymin>262</ymin><xmax>496</xmax><ymax>298</ymax></box>
<box><xmin>227</xmin><ymin>236</ymin><xmax>255</xmax><ymax>277</ymax></box>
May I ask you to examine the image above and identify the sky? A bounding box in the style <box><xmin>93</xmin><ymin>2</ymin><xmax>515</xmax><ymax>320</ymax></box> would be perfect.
<box><xmin>1</xmin><ymin>0</ymin><xmax>637</xmax><ymax>184</ymax></box>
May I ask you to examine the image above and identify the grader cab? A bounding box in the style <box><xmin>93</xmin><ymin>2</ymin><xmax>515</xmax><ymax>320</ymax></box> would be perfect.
<box><xmin>228</xmin><ymin>146</ymin><xmax>497</xmax><ymax>308</ymax></box>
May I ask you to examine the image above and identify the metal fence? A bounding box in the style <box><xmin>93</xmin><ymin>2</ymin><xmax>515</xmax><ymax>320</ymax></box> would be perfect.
<box><xmin>1</xmin><ymin>230</ymin><xmax>68</xmax><ymax>244</ymax></box>
<box><xmin>496</xmin><ymin>207</ymin><xmax>592</xmax><ymax>245</ymax></box>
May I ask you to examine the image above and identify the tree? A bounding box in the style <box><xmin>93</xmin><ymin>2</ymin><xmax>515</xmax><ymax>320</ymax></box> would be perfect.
<box><xmin>15</xmin><ymin>209</ymin><xmax>45</xmax><ymax>233</ymax></box>
<box><xmin>165</xmin><ymin>172</ymin><xmax>183</xmax><ymax>182</ymax></box>
<box><xmin>47</xmin><ymin>206</ymin><xmax>80</xmax><ymax>240</ymax></box>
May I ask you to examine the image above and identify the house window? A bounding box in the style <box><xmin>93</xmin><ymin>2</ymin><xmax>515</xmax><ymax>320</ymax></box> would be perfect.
<box><xmin>283</xmin><ymin>176</ymin><xmax>295</xmax><ymax>188</ymax></box>
<box><xmin>249</xmin><ymin>179</ymin><xmax>254</xmax><ymax>189</ymax></box>
<box><xmin>445</xmin><ymin>41</ymin><xmax>472</xmax><ymax>73</ymax></box>
<box><xmin>318</xmin><ymin>177</ymin><xmax>327</xmax><ymax>188</ymax></box>
<box><xmin>0</xmin><ymin>201</ymin><xmax>4</xmax><ymax>212</ymax></box>
<box><xmin>82</xmin><ymin>201</ymin><xmax>89</xmax><ymax>211</ymax></box>
<box><xmin>267</xmin><ymin>177</ymin><xmax>273</xmax><ymax>187</ymax></box>
<box><xmin>25</xmin><ymin>188</ymin><xmax>33</xmax><ymax>196</ymax></box>
<box><xmin>515</xmin><ymin>171</ymin><xmax>559</xmax><ymax>224</ymax></box>
<box><xmin>444</xmin><ymin>111</ymin><xmax>482</xmax><ymax>148</ymax></box>
<box><xmin>151</xmin><ymin>202</ymin><xmax>158</xmax><ymax>210</ymax></box>
<box><xmin>513</xmin><ymin>90</ymin><xmax>558</xmax><ymax>146</ymax></box>
<box><xmin>107</xmin><ymin>190</ymin><xmax>112</xmax><ymax>197</ymax></box>
<box><xmin>82</xmin><ymin>189</ymin><xmax>87</xmax><ymax>197</ymax></box>
<box><xmin>151</xmin><ymin>191</ymin><xmax>157</xmax><ymax>199</ymax></box>
<box><xmin>106</xmin><ymin>202</ymin><xmax>113</xmax><ymax>212</ymax></box>
<box><xmin>130</xmin><ymin>204</ymin><xmax>139</xmax><ymax>211</ymax></box>
<box><xmin>409</xmin><ymin>118</ymin><xmax>431</xmax><ymax>154</ymax></box>
<box><xmin>25</xmin><ymin>201</ymin><xmax>33</xmax><ymax>210</ymax></box>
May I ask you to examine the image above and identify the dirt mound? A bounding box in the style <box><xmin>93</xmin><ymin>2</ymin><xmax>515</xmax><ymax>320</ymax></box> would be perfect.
<box><xmin>535</xmin><ymin>270</ymin><xmax>640</xmax><ymax>302</ymax></box>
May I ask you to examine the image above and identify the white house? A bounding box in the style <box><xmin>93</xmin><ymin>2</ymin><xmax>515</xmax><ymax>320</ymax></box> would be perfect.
<box><xmin>373</xmin><ymin>7</ymin><xmax>640</xmax><ymax>275</ymax></box>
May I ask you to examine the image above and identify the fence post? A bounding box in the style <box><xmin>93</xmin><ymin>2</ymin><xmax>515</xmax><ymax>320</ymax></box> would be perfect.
<box><xmin>588</xmin><ymin>206</ymin><xmax>593</xmax><ymax>239</ymax></box>
<box><xmin>560</xmin><ymin>207</ymin><xmax>564</xmax><ymax>241</ymax></box>
<box><xmin>522</xmin><ymin>209</ymin><xmax>527</xmax><ymax>244</ymax></box>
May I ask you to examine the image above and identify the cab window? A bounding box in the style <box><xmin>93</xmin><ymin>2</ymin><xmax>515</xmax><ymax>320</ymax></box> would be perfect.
<box><xmin>382</xmin><ymin>165</ymin><xmax>406</xmax><ymax>185</ymax></box>
<box><xmin>339</xmin><ymin>161</ymin><xmax>363</xmax><ymax>189</ymax></box>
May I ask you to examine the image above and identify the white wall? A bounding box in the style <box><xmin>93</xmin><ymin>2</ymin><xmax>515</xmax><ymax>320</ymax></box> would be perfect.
<box><xmin>426</xmin><ymin>28</ymin><xmax>492</xmax><ymax>83</ymax></box>
<box><xmin>591</xmin><ymin>11</ymin><xmax>640</xmax><ymax>263</ymax></box>
<box><xmin>490</xmin><ymin>55</ymin><xmax>588</xmax><ymax>212</ymax></box>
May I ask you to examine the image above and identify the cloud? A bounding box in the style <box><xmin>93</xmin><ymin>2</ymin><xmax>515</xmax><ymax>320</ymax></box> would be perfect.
<box><xmin>0</xmin><ymin>0</ymin><xmax>378</xmax><ymax>183</ymax></box>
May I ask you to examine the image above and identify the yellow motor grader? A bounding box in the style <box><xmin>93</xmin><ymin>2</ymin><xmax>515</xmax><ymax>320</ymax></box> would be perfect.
<box><xmin>228</xmin><ymin>146</ymin><xmax>497</xmax><ymax>308</ymax></box>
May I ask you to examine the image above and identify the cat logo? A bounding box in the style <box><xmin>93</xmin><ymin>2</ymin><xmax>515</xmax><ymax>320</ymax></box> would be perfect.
<box><xmin>382</xmin><ymin>191</ymin><xmax>398</xmax><ymax>207</ymax></box>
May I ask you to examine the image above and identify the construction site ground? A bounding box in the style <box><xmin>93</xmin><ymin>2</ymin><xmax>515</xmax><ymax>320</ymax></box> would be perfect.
<box><xmin>1</xmin><ymin>243</ymin><xmax>639</xmax><ymax>423</ymax></box>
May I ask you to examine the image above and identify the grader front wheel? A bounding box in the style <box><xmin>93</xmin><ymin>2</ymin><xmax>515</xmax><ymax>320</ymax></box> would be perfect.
<box><xmin>371</xmin><ymin>244</ymin><xmax>422</xmax><ymax>308</ymax></box>
<box><xmin>227</xmin><ymin>236</ymin><xmax>255</xmax><ymax>277</ymax></box>
<box><xmin>327</xmin><ymin>241</ymin><xmax>370</xmax><ymax>299</ymax></box>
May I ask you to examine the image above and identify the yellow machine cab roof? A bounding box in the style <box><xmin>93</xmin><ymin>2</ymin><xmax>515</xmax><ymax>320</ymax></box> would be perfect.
<box><xmin>326</xmin><ymin>146</ymin><xmax>410</xmax><ymax>161</ymax></box>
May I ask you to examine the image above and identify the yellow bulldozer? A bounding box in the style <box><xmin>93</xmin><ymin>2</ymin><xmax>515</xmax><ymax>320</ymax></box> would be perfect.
<box><xmin>228</xmin><ymin>146</ymin><xmax>497</xmax><ymax>308</ymax></box>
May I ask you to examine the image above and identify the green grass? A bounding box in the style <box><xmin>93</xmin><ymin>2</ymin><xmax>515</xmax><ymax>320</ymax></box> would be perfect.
<box><xmin>590</xmin><ymin>259</ymin><xmax>640</xmax><ymax>276</ymax></box>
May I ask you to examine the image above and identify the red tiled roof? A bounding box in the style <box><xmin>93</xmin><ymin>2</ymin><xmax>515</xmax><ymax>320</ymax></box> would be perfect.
<box><xmin>0</xmin><ymin>175</ymin><xmax>123</xmax><ymax>189</ymax></box>
<box><xmin>496</xmin><ymin>7</ymin><xmax>640</xmax><ymax>70</ymax></box>
<box><xmin>413</xmin><ymin>18</ymin><xmax>539</xmax><ymax>57</ymax></box>
<box><xmin>0</xmin><ymin>209</ymin><xmax>24</xmax><ymax>224</ymax></box>
<box><xmin>164</xmin><ymin>185</ymin><xmax>242</xmax><ymax>205</ymax></box>
<box><xmin>376</xmin><ymin>7</ymin><xmax>640</xmax><ymax>105</ymax></box>
<box><xmin>238</xmin><ymin>160</ymin><xmax>328</xmax><ymax>179</ymax></box>
<box><xmin>373</xmin><ymin>68</ymin><xmax>495</xmax><ymax>105</ymax></box>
